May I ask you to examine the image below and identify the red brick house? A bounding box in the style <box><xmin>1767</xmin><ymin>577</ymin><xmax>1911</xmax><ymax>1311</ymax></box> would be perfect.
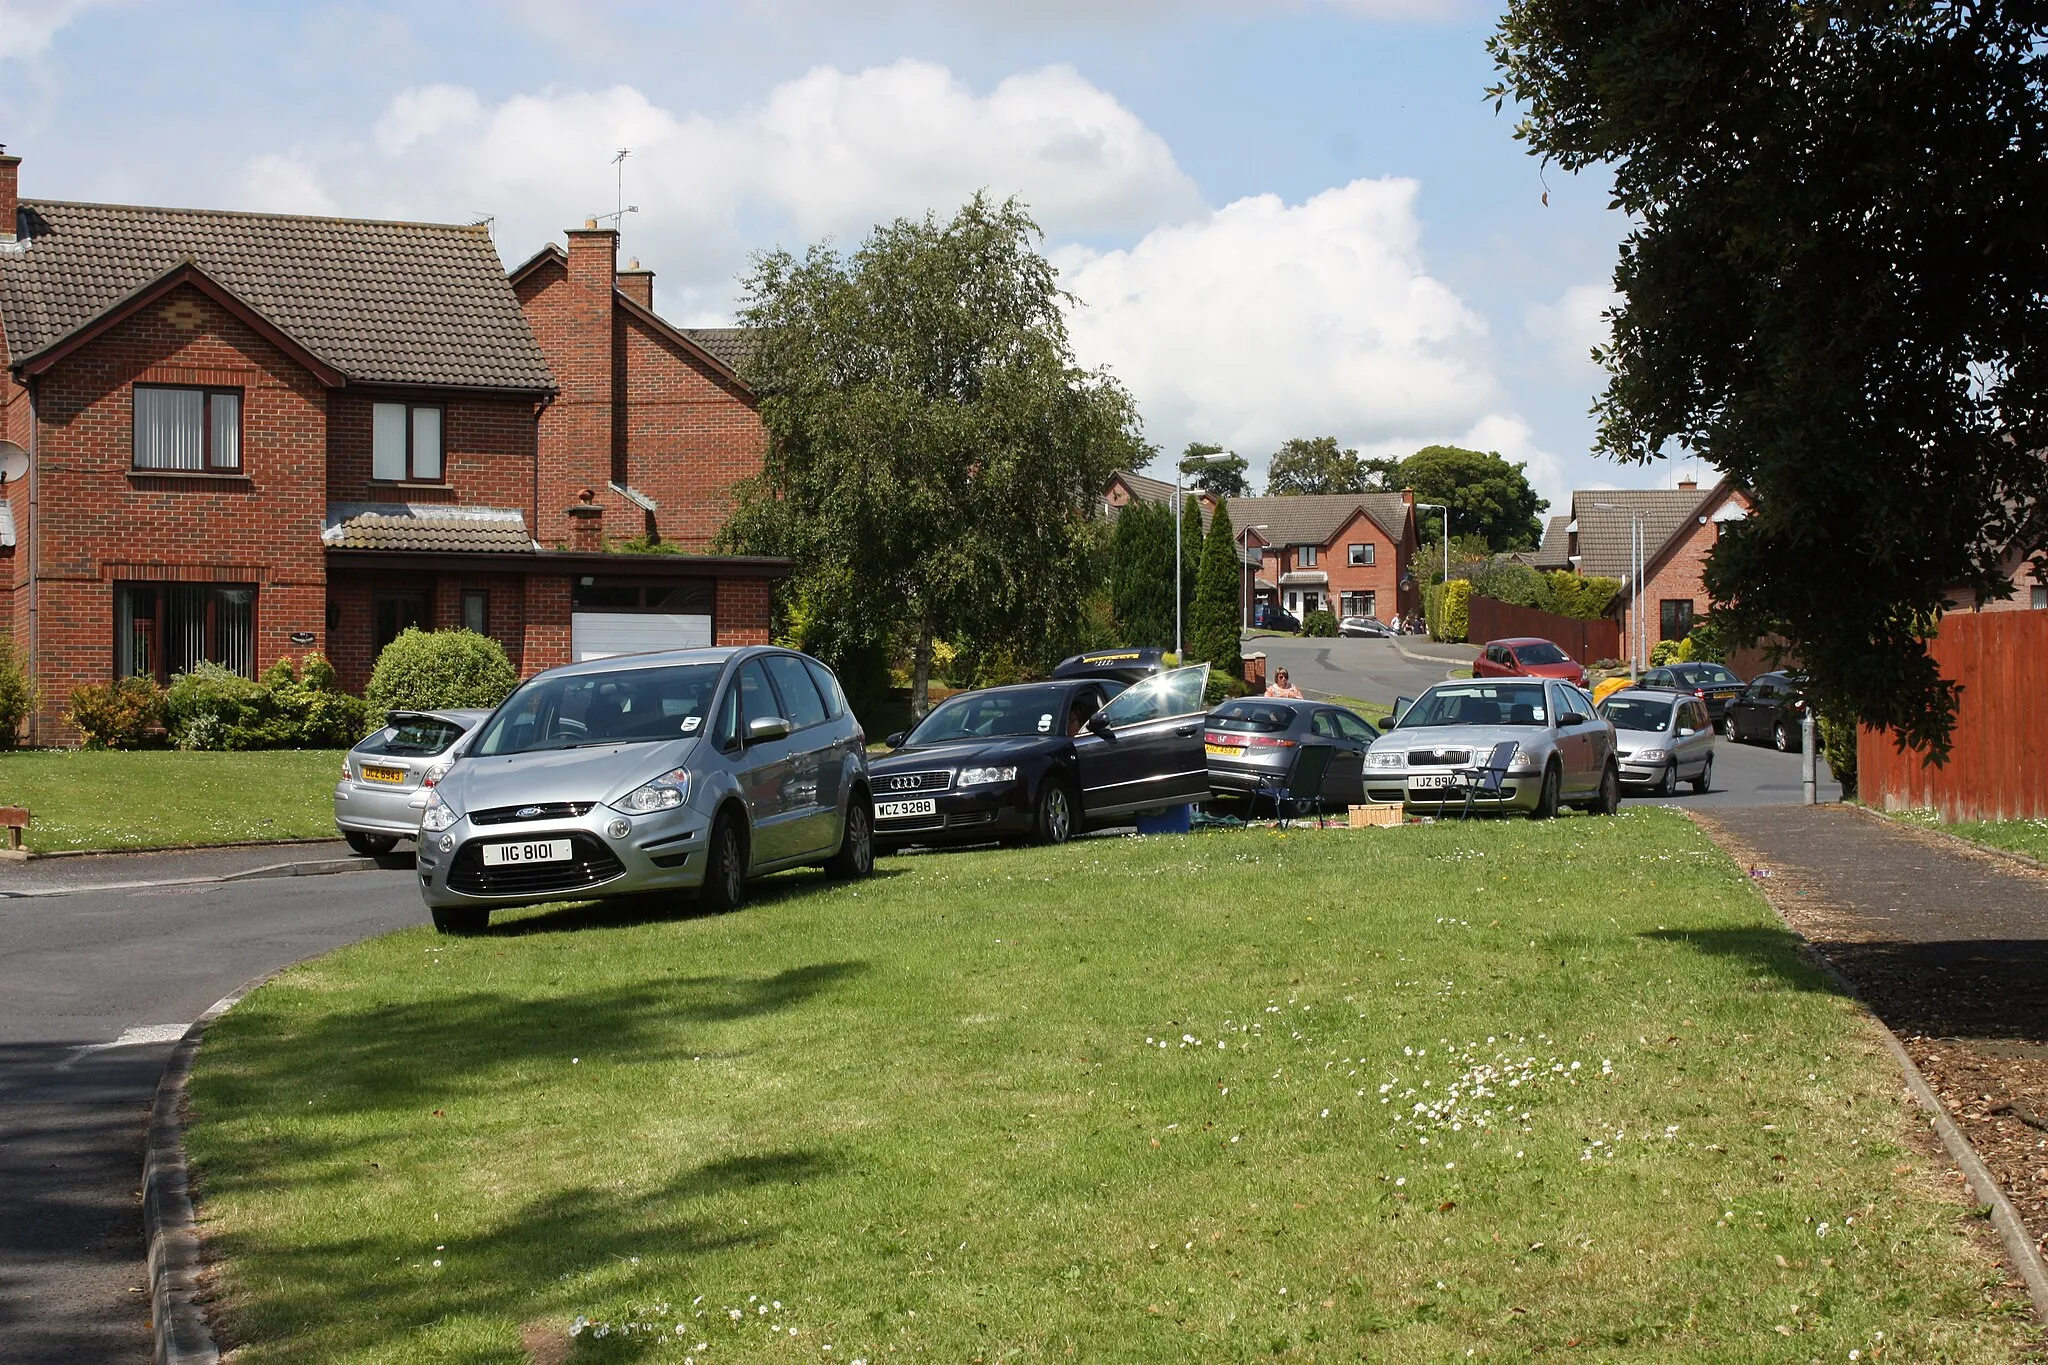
<box><xmin>1534</xmin><ymin>476</ymin><xmax>1752</xmax><ymax>646</ymax></box>
<box><xmin>0</xmin><ymin>146</ymin><xmax>784</xmax><ymax>743</ymax></box>
<box><xmin>1105</xmin><ymin>471</ymin><xmax>1420</xmax><ymax>626</ymax></box>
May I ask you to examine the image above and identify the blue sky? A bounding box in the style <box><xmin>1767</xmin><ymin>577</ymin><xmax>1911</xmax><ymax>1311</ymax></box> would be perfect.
<box><xmin>0</xmin><ymin>0</ymin><xmax>1698</xmax><ymax>511</ymax></box>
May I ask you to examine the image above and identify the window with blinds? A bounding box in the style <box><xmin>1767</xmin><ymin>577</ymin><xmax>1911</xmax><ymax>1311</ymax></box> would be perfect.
<box><xmin>372</xmin><ymin>401</ymin><xmax>444</xmax><ymax>481</ymax></box>
<box><xmin>114</xmin><ymin>583</ymin><xmax>257</xmax><ymax>682</ymax></box>
<box><xmin>133</xmin><ymin>386</ymin><xmax>241</xmax><ymax>472</ymax></box>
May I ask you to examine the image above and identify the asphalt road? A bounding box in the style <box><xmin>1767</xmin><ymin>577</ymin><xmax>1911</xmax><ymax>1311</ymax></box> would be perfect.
<box><xmin>0</xmin><ymin>863</ymin><xmax>428</xmax><ymax>1365</ymax></box>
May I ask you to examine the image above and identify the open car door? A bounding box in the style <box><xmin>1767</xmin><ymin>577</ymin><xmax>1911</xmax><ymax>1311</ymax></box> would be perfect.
<box><xmin>1072</xmin><ymin>664</ymin><xmax>1211</xmax><ymax>818</ymax></box>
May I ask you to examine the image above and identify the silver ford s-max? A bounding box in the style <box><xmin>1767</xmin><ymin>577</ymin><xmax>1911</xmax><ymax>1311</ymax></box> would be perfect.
<box><xmin>415</xmin><ymin>646</ymin><xmax>873</xmax><ymax>933</ymax></box>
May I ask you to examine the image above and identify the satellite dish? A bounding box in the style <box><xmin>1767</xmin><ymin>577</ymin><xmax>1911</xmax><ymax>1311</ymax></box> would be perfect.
<box><xmin>0</xmin><ymin>441</ymin><xmax>25</xmax><ymax>485</ymax></box>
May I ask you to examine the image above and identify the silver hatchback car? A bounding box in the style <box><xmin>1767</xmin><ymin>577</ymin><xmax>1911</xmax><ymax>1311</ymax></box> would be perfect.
<box><xmin>415</xmin><ymin>646</ymin><xmax>873</xmax><ymax>934</ymax></box>
<box><xmin>334</xmin><ymin>708</ymin><xmax>493</xmax><ymax>855</ymax></box>
<box><xmin>1361</xmin><ymin>677</ymin><xmax>1619</xmax><ymax>817</ymax></box>
<box><xmin>1598</xmin><ymin>688</ymin><xmax>1715</xmax><ymax>795</ymax></box>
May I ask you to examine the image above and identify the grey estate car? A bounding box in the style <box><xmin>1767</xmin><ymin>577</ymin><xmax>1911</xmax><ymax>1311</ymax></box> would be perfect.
<box><xmin>416</xmin><ymin>646</ymin><xmax>873</xmax><ymax>934</ymax></box>
<box><xmin>1361</xmin><ymin>678</ymin><xmax>1619</xmax><ymax>818</ymax></box>
<box><xmin>334</xmin><ymin>708</ymin><xmax>493</xmax><ymax>855</ymax></box>
<box><xmin>1598</xmin><ymin>688</ymin><xmax>1715</xmax><ymax>795</ymax></box>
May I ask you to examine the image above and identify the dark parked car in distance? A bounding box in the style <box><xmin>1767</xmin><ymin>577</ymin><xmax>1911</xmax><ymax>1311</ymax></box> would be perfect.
<box><xmin>1637</xmin><ymin>661</ymin><xmax>1746</xmax><ymax>723</ymax></box>
<box><xmin>1254</xmin><ymin>603</ymin><xmax>1301</xmax><ymax>633</ymax></box>
<box><xmin>870</xmin><ymin>664</ymin><xmax>1211</xmax><ymax>850</ymax></box>
<box><xmin>1721</xmin><ymin>670</ymin><xmax>1816</xmax><ymax>752</ymax></box>
<box><xmin>1203</xmin><ymin>698</ymin><xmax>1377</xmax><ymax>809</ymax></box>
<box><xmin>1473</xmin><ymin>637</ymin><xmax>1590</xmax><ymax>689</ymax></box>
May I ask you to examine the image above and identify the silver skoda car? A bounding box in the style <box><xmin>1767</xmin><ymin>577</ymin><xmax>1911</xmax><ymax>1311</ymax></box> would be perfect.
<box><xmin>416</xmin><ymin>646</ymin><xmax>873</xmax><ymax>934</ymax></box>
<box><xmin>334</xmin><ymin>708</ymin><xmax>492</xmax><ymax>855</ymax></box>
<box><xmin>1361</xmin><ymin>677</ymin><xmax>1620</xmax><ymax>818</ymax></box>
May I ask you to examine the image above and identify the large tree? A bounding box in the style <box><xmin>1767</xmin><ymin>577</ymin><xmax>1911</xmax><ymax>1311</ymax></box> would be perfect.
<box><xmin>1265</xmin><ymin>437</ymin><xmax>1400</xmax><ymax>495</ymax></box>
<box><xmin>1179</xmin><ymin>442</ymin><xmax>1251</xmax><ymax>500</ymax></box>
<box><xmin>721</xmin><ymin>193</ymin><xmax>1147</xmax><ymax>716</ymax></box>
<box><xmin>1397</xmin><ymin>445</ymin><xmax>1547</xmax><ymax>551</ymax></box>
<box><xmin>1189</xmin><ymin>497</ymin><xmax>1243</xmax><ymax>681</ymax></box>
<box><xmin>1490</xmin><ymin>2</ymin><xmax>2048</xmax><ymax>756</ymax></box>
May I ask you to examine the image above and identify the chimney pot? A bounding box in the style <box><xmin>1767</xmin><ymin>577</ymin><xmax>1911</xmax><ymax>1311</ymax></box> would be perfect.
<box><xmin>1678</xmin><ymin>476</ymin><xmax>1698</xmax><ymax>491</ymax></box>
<box><xmin>579</xmin><ymin>486</ymin><xmax>595</xmax><ymax>504</ymax></box>
<box><xmin>583</xmin><ymin>217</ymin><xmax>599</xmax><ymax>230</ymax></box>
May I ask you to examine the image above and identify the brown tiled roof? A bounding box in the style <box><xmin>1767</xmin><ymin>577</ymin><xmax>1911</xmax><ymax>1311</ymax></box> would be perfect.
<box><xmin>1</xmin><ymin>199</ymin><xmax>555</xmax><ymax>392</ymax></box>
<box><xmin>1567</xmin><ymin>488</ymin><xmax>1715</xmax><ymax>581</ymax></box>
<box><xmin>682</xmin><ymin>326</ymin><xmax>754</xmax><ymax>373</ymax></box>
<box><xmin>1223</xmin><ymin>492</ymin><xmax>1412</xmax><ymax>546</ymax></box>
<box><xmin>1534</xmin><ymin>514</ymin><xmax>1572</xmax><ymax>570</ymax></box>
<box><xmin>322</xmin><ymin>504</ymin><xmax>537</xmax><ymax>553</ymax></box>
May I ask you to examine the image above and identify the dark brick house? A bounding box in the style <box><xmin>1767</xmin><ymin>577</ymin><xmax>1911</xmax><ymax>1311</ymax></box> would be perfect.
<box><xmin>0</xmin><ymin>146</ymin><xmax>784</xmax><ymax>743</ymax></box>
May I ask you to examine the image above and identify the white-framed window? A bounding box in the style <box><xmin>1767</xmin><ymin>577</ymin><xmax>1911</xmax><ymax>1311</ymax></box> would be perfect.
<box><xmin>1348</xmin><ymin>542</ymin><xmax>1374</xmax><ymax>567</ymax></box>
<box><xmin>133</xmin><ymin>385</ymin><xmax>241</xmax><ymax>472</ymax></box>
<box><xmin>1341</xmin><ymin>591</ymin><xmax>1376</xmax><ymax>619</ymax></box>
<box><xmin>1299</xmin><ymin>545</ymin><xmax>1317</xmax><ymax>567</ymax></box>
<box><xmin>372</xmin><ymin>401</ymin><xmax>444</xmax><ymax>482</ymax></box>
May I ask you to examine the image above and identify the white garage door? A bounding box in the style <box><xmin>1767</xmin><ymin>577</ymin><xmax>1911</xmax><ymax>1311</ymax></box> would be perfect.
<box><xmin>571</xmin><ymin>612</ymin><xmax>713</xmax><ymax>661</ymax></box>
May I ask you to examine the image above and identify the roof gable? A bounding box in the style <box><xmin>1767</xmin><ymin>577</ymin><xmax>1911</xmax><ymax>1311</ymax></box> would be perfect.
<box><xmin>2</xmin><ymin>199</ymin><xmax>555</xmax><ymax>392</ymax></box>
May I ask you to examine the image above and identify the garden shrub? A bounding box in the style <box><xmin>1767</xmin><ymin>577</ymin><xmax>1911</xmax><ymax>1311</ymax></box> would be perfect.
<box><xmin>1470</xmin><ymin>559</ymin><xmax>1547</xmax><ymax>609</ymax></box>
<box><xmin>0</xmin><ymin>635</ymin><xmax>36</xmax><ymax>747</ymax></box>
<box><xmin>1817</xmin><ymin>710</ymin><xmax>1859</xmax><ymax>799</ymax></box>
<box><xmin>365</xmin><ymin>628</ymin><xmax>518</xmax><ymax>717</ymax></box>
<box><xmin>65</xmin><ymin>676</ymin><xmax>166</xmax><ymax>749</ymax></box>
<box><xmin>1301</xmin><ymin>609</ymin><xmax>1338</xmax><ymax>638</ymax></box>
<box><xmin>1682</xmin><ymin>618</ymin><xmax>1728</xmax><ymax>663</ymax></box>
<box><xmin>1204</xmin><ymin>669</ymin><xmax>1249</xmax><ymax>706</ymax></box>
<box><xmin>1424</xmin><ymin>579</ymin><xmax>1471</xmax><ymax>642</ymax></box>
<box><xmin>1649</xmin><ymin>638</ymin><xmax>1683</xmax><ymax>667</ymax></box>
<box><xmin>1540</xmin><ymin>572</ymin><xmax>1623</xmax><ymax>620</ymax></box>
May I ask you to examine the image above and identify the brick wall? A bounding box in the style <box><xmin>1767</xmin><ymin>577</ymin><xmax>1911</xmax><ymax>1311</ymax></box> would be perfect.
<box><xmin>325</xmin><ymin>391</ymin><xmax>541</xmax><ymax>511</ymax></box>
<box><xmin>715</xmin><ymin>577</ymin><xmax>772</xmax><ymax>646</ymax></box>
<box><xmin>23</xmin><ymin>284</ymin><xmax>330</xmax><ymax>740</ymax></box>
<box><xmin>523</xmin><ymin>574</ymin><xmax>572</xmax><ymax>674</ymax></box>
<box><xmin>513</xmin><ymin>231</ymin><xmax>619</xmax><ymax>547</ymax></box>
<box><xmin>618</xmin><ymin>310</ymin><xmax>765</xmax><ymax>548</ymax></box>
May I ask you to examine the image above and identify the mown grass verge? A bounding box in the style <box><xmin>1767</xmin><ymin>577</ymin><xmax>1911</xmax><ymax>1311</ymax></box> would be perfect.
<box><xmin>187</xmin><ymin>810</ymin><xmax>2035</xmax><ymax>1362</ymax></box>
<box><xmin>0</xmin><ymin>748</ymin><xmax>347</xmax><ymax>851</ymax></box>
<box><xmin>1885</xmin><ymin>807</ymin><xmax>2048</xmax><ymax>864</ymax></box>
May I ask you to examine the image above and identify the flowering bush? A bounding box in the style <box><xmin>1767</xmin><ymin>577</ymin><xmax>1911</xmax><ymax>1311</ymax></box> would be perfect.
<box><xmin>65</xmin><ymin>676</ymin><xmax>166</xmax><ymax>749</ymax></box>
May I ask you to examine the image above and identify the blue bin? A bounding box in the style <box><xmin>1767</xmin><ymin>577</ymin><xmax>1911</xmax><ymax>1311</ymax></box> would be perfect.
<box><xmin>1133</xmin><ymin>803</ymin><xmax>1193</xmax><ymax>835</ymax></box>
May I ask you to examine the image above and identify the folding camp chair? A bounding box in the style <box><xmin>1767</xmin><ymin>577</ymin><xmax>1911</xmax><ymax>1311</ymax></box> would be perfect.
<box><xmin>1454</xmin><ymin>740</ymin><xmax>1520</xmax><ymax>820</ymax></box>
<box><xmin>1257</xmin><ymin>742</ymin><xmax>1337</xmax><ymax>829</ymax></box>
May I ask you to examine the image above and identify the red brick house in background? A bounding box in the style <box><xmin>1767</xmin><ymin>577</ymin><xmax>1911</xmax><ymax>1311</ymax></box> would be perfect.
<box><xmin>0</xmin><ymin>145</ymin><xmax>784</xmax><ymax>743</ymax></box>
<box><xmin>1534</xmin><ymin>476</ymin><xmax>1752</xmax><ymax>646</ymax></box>
<box><xmin>1106</xmin><ymin>471</ymin><xmax>1419</xmax><ymax>626</ymax></box>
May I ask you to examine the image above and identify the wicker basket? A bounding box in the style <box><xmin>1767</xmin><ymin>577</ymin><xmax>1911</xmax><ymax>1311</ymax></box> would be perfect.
<box><xmin>1347</xmin><ymin>803</ymin><xmax>1404</xmax><ymax>828</ymax></box>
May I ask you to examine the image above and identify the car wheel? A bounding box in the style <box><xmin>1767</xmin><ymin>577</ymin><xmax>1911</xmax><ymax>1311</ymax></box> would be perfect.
<box><xmin>1654</xmin><ymin>759</ymin><xmax>1677</xmax><ymax>797</ymax></box>
<box><xmin>1691</xmin><ymin>754</ymin><xmax>1713</xmax><ymax>794</ymax></box>
<box><xmin>1594</xmin><ymin>762</ymin><xmax>1621</xmax><ymax>815</ymax></box>
<box><xmin>1527</xmin><ymin>763</ymin><xmax>1561</xmax><ymax>820</ymax></box>
<box><xmin>1033</xmin><ymin>777</ymin><xmax>1076</xmax><ymax>846</ymax></box>
<box><xmin>430</xmin><ymin>905</ymin><xmax>488</xmax><ymax>935</ymax></box>
<box><xmin>345</xmin><ymin>831</ymin><xmax>398</xmax><ymax>856</ymax></box>
<box><xmin>700</xmin><ymin>812</ymin><xmax>749</xmax><ymax>913</ymax></box>
<box><xmin>1720</xmin><ymin>713</ymin><xmax>1737</xmax><ymax>741</ymax></box>
<box><xmin>825</xmin><ymin>794</ymin><xmax>874</xmax><ymax>879</ymax></box>
<box><xmin>1773</xmin><ymin>721</ymin><xmax>1795</xmax><ymax>753</ymax></box>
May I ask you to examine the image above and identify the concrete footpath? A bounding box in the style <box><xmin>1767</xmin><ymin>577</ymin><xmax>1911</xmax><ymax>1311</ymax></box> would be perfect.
<box><xmin>1699</xmin><ymin>804</ymin><xmax>2048</xmax><ymax>1268</ymax></box>
<box><xmin>0</xmin><ymin>839</ymin><xmax>382</xmax><ymax>898</ymax></box>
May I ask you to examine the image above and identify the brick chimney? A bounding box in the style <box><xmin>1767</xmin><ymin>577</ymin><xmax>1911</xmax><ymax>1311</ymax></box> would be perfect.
<box><xmin>1400</xmin><ymin>486</ymin><xmax>1415</xmax><ymax>507</ymax></box>
<box><xmin>1677</xmin><ymin>474</ymin><xmax>1698</xmax><ymax>491</ymax></box>
<box><xmin>568</xmin><ymin>487</ymin><xmax>605</xmax><ymax>552</ymax></box>
<box><xmin>616</xmin><ymin>256</ymin><xmax>654</xmax><ymax>310</ymax></box>
<box><xmin>542</xmin><ymin>220</ymin><xmax>620</xmax><ymax>543</ymax></box>
<box><xmin>0</xmin><ymin>145</ymin><xmax>19</xmax><ymax>244</ymax></box>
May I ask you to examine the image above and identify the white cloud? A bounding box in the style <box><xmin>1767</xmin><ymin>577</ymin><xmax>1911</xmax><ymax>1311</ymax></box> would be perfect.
<box><xmin>237</xmin><ymin>153</ymin><xmax>338</xmax><ymax>216</ymax></box>
<box><xmin>1058</xmin><ymin>178</ymin><xmax>1506</xmax><ymax>474</ymax></box>
<box><xmin>239</xmin><ymin>61</ymin><xmax>1202</xmax><ymax>321</ymax></box>
<box><xmin>1456</xmin><ymin>412</ymin><xmax>1567</xmax><ymax>515</ymax></box>
<box><xmin>0</xmin><ymin>0</ymin><xmax>107</xmax><ymax>60</ymax></box>
<box><xmin>1524</xmin><ymin>281</ymin><xmax>1616</xmax><ymax>375</ymax></box>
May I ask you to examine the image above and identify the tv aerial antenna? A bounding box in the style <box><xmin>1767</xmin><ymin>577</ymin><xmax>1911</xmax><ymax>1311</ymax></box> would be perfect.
<box><xmin>594</xmin><ymin>147</ymin><xmax>638</xmax><ymax>229</ymax></box>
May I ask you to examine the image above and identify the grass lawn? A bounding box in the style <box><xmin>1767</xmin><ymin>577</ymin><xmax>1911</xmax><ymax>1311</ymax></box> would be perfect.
<box><xmin>1885</xmin><ymin>808</ymin><xmax>2048</xmax><ymax>863</ymax></box>
<box><xmin>187</xmin><ymin>811</ymin><xmax>2034</xmax><ymax>1363</ymax></box>
<box><xmin>0</xmin><ymin>748</ymin><xmax>346</xmax><ymax>851</ymax></box>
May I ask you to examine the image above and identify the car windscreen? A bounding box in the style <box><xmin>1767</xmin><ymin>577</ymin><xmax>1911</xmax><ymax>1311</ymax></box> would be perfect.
<box><xmin>1513</xmin><ymin>641</ymin><xmax>1570</xmax><ymax>665</ymax></box>
<box><xmin>473</xmin><ymin>662</ymin><xmax>725</xmax><ymax>755</ymax></box>
<box><xmin>1210</xmin><ymin>701</ymin><xmax>1297</xmax><ymax>733</ymax></box>
<box><xmin>908</xmin><ymin>686</ymin><xmax>1071</xmax><ymax>743</ymax></box>
<box><xmin>1676</xmin><ymin>663</ymin><xmax>1739</xmax><ymax>684</ymax></box>
<box><xmin>1598</xmin><ymin>698</ymin><xmax>1673</xmax><ymax>733</ymax></box>
<box><xmin>356</xmin><ymin>716</ymin><xmax>467</xmax><ymax>757</ymax></box>
<box><xmin>1396</xmin><ymin>682</ymin><xmax>1549</xmax><ymax>728</ymax></box>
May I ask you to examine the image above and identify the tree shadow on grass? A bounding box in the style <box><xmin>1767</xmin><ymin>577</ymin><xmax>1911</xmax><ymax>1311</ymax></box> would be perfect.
<box><xmin>1639</xmin><ymin>926</ymin><xmax>1845</xmax><ymax>994</ymax></box>
<box><xmin>203</xmin><ymin>1146</ymin><xmax>839</xmax><ymax>1358</ymax></box>
<box><xmin>486</xmin><ymin>868</ymin><xmax>911</xmax><ymax>937</ymax></box>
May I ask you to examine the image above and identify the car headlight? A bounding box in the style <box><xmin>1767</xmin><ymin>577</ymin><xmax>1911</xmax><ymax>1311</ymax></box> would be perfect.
<box><xmin>1635</xmin><ymin>747</ymin><xmax>1671</xmax><ymax>764</ymax></box>
<box><xmin>419</xmin><ymin>789</ymin><xmax>459</xmax><ymax>833</ymax></box>
<box><xmin>1506</xmin><ymin>745</ymin><xmax>1537</xmax><ymax>771</ymax></box>
<box><xmin>612</xmin><ymin>767</ymin><xmax>691</xmax><ymax>813</ymax></box>
<box><xmin>1365</xmin><ymin>749</ymin><xmax>1405</xmax><ymax>770</ymax></box>
<box><xmin>957</xmin><ymin>766</ymin><xmax>1019</xmax><ymax>786</ymax></box>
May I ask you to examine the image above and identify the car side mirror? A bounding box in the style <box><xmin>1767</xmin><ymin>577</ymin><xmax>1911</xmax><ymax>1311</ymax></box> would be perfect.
<box><xmin>884</xmin><ymin>731</ymin><xmax>907</xmax><ymax>749</ymax></box>
<box><xmin>1678</xmin><ymin>726</ymin><xmax>1696</xmax><ymax>736</ymax></box>
<box><xmin>1557</xmin><ymin>711</ymin><xmax>1587</xmax><ymax>728</ymax></box>
<box><xmin>1376</xmin><ymin>715</ymin><xmax>1396</xmax><ymax>731</ymax></box>
<box><xmin>1085</xmin><ymin>712</ymin><xmax>1112</xmax><ymax>736</ymax></box>
<box><xmin>747</xmin><ymin>715</ymin><xmax>793</xmax><ymax>745</ymax></box>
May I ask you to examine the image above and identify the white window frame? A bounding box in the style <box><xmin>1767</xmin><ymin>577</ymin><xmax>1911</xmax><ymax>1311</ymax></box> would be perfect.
<box><xmin>1348</xmin><ymin>542</ymin><xmax>1374</xmax><ymax>567</ymax></box>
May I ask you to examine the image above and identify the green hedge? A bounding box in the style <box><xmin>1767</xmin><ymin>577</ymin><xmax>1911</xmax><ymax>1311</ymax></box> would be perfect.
<box><xmin>1424</xmin><ymin>579</ymin><xmax>1471</xmax><ymax>642</ymax></box>
<box><xmin>365</xmin><ymin>629</ymin><xmax>518</xmax><ymax>717</ymax></box>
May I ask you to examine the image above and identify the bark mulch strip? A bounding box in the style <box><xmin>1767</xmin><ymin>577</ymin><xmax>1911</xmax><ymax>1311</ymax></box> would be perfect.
<box><xmin>1695</xmin><ymin>804</ymin><xmax>2048</xmax><ymax>1272</ymax></box>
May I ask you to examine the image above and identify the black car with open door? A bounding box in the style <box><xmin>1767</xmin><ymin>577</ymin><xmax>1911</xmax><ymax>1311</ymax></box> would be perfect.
<box><xmin>871</xmin><ymin>664</ymin><xmax>1211</xmax><ymax>851</ymax></box>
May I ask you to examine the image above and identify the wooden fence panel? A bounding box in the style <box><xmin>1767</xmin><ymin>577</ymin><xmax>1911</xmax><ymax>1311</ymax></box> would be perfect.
<box><xmin>1858</xmin><ymin>611</ymin><xmax>2048</xmax><ymax>821</ymax></box>
<box><xmin>1464</xmin><ymin>596</ymin><xmax>1622</xmax><ymax>665</ymax></box>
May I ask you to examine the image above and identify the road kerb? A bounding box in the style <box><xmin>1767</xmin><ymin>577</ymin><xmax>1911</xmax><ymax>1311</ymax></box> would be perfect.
<box><xmin>0</xmin><ymin>855</ymin><xmax>380</xmax><ymax>899</ymax></box>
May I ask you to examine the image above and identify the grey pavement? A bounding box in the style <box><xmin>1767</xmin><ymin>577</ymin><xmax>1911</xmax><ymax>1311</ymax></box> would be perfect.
<box><xmin>0</xmin><ymin>861</ymin><xmax>426</xmax><ymax>1364</ymax></box>
<box><xmin>0</xmin><ymin>839</ymin><xmax>383</xmax><ymax>898</ymax></box>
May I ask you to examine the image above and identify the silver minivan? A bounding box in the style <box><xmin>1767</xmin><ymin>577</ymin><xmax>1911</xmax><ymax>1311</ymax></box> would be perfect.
<box><xmin>415</xmin><ymin>646</ymin><xmax>872</xmax><ymax>933</ymax></box>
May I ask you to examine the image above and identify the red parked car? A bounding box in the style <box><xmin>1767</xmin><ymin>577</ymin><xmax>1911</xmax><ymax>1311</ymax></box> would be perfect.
<box><xmin>1473</xmin><ymin>637</ymin><xmax>1590</xmax><ymax>689</ymax></box>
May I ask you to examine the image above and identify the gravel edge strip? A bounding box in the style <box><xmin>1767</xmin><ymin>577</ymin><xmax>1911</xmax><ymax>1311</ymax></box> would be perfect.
<box><xmin>1686</xmin><ymin>809</ymin><xmax>2048</xmax><ymax>1325</ymax></box>
<box><xmin>145</xmin><ymin>972</ymin><xmax>278</xmax><ymax>1365</ymax></box>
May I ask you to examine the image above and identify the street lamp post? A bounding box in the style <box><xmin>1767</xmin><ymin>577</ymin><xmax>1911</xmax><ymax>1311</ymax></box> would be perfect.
<box><xmin>1239</xmin><ymin>523</ymin><xmax>1269</xmax><ymax>629</ymax></box>
<box><xmin>1175</xmin><ymin>452</ymin><xmax>1234</xmax><ymax>658</ymax></box>
<box><xmin>1593</xmin><ymin>502</ymin><xmax>1647</xmax><ymax>677</ymax></box>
